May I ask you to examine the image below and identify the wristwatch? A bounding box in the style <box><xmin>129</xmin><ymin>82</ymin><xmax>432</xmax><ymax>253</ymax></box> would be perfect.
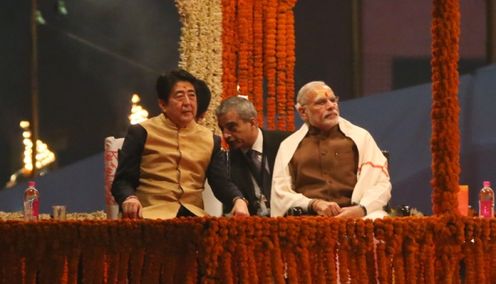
<box><xmin>233</xmin><ymin>196</ymin><xmax>248</xmax><ymax>206</ymax></box>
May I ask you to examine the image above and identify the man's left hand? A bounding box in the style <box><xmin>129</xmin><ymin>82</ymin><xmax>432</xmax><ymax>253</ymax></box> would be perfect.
<box><xmin>335</xmin><ymin>205</ymin><xmax>365</xmax><ymax>218</ymax></box>
<box><xmin>231</xmin><ymin>198</ymin><xmax>250</xmax><ymax>216</ymax></box>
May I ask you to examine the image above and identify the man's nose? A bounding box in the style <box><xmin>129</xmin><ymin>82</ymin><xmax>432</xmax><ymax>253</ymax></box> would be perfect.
<box><xmin>183</xmin><ymin>96</ymin><xmax>191</xmax><ymax>104</ymax></box>
<box><xmin>326</xmin><ymin>98</ymin><xmax>338</xmax><ymax>108</ymax></box>
<box><xmin>223</xmin><ymin>131</ymin><xmax>232</xmax><ymax>139</ymax></box>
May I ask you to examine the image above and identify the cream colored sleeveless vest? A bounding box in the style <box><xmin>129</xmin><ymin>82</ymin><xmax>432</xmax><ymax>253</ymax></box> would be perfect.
<box><xmin>136</xmin><ymin>114</ymin><xmax>213</xmax><ymax>219</ymax></box>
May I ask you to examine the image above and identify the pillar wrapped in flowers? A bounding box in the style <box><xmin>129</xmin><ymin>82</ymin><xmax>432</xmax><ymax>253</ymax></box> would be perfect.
<box><xmin>431</xmin><ymin>0</ymin><xmax>461</xmax><ymax>215</ymax></box>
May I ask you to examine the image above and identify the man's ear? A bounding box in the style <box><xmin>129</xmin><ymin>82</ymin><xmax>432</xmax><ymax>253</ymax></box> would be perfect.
<box><xmin>298</xmin><ymin>106</ymin><xmax>307</xmax><ymax>121</ymax></box>
<box><xmin>158</xmin><ymin>99</ymin><xmax>167</xmax><ymax>112</ymax></box>
<box><xmin>249</xmin><ymin>117</ymin><xmax>258</xmax><ymax>128</ymax></box>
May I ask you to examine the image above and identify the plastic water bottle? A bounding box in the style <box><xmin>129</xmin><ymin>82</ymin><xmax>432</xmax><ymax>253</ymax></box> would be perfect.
<box><xmin>23</xmin><ymin>181</ymin><xmax>40</xmax><ymax>221</ymax></box>
<box><xmin>478</xmin><ymin>181</ymin><xmax>494</xmax><ymax>218</ymax></box>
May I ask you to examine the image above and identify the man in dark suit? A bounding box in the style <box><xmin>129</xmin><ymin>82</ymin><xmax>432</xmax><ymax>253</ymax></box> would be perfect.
<box><xmin>216</xmin><ymin>96</ymin><xmax>290</xmax><ymax>216</ymax></box>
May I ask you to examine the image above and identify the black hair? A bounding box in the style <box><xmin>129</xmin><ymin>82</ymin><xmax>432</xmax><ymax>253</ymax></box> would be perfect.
<box><xmin>195</xmin><ymin>79</ymin><xmax>212</xmax><ymax>119</ymax></box>
<box><xmin>155</xmin><ymin>69</ymin><xmax>197</xmax><ymax>103</ymax></box>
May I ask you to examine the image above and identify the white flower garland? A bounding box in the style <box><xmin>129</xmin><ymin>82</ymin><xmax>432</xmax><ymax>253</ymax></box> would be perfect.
<box><xmin>175</xmin><ymin>0</ymin><xmax>223</xmax><ymax>133</ymax></box>
<box><xmin>0</xmin><ymin>211</ymin><xmax>107</xmax><ymax>220</ymax></box>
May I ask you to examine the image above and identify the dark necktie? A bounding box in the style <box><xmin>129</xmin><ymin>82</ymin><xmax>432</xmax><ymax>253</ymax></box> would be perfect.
<box><xmin>246</xmin><ymin>149</ymin><xmax>271</xmax><ymax>202</ymax></box>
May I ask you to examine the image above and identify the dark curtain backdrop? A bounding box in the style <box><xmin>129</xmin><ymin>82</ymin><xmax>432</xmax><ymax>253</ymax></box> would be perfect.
<box><xmin>0</xmin><ymin>0</ymin><xmax>180</xmax><ymax>185</ymax></box>
<box><xmin>294</xmin><ymin>1</ymin><xmax>352</xmax><ymax>102</ymax></box>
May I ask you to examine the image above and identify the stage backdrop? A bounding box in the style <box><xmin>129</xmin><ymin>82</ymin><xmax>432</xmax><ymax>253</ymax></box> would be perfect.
<box><xmin>1</xmin><ymin>64</ymin><xmax>495</xmax><ymax>215</ymax></box>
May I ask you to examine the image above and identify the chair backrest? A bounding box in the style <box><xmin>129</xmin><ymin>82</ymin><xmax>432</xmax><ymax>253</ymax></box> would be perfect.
<box><xmin>103</xmin><ymin>136</ymin><xmax>223</xmax><ymax>217</ymax></box>
<box><xmin>381</xmin><ymin>150</ymin><xmax>390</xmax><ymax>164</ymax></box>
<box><xmin>203</xmin><ymin>181</ymin><xmax>223</xmax><ymax>216</ymax></box>
<box><xmin>104</xmin><ymin>136</ymin><xmax>124</xmax><ymax>219</ymax></box>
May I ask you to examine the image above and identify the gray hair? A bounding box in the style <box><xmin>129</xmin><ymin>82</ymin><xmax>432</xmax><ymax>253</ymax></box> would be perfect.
<box><xmin>215</xmin><ymin>96</ymin><xmax>258</xmax><ymax>121</ymax></box>
<box><xmin>295</xmin><ymin>81</ymin><xmax>334</xmax><ymax>108</ymax></box>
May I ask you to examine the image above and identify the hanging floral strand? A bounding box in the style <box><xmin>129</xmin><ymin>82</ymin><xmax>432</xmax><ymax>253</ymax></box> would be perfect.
<box><xmin>285</xmin><ymin>2</ymin><xmax>296</xmax><ymax>131</ymax></box>
<box><xmin>275</xmin><ymin>1</ymin><xmax>288</xmax><ymax>130</ymax></box>
<box><xmin>264</xmin><ymin>0</ymin><xmax>278</xmax><ymax>129</ymax></box>
<box><xmin>430</xmin><ymin>0</ymin><xmax>461</xmax><ymax>215</ymax></box>
<box><xmin>275</xmin><ymin>0</ymin><xmax>297</xmax><ymax>130</ymax></box>
<box><xmin>237</xmin><ymin>0</ymin><xmax>254</xmax><ymax>100</ymax></box>
<box><xmin>253</xmin><ymin>0</ymin><xmax>265</xmax><ymax>126</ymax></box>
<box><xmin>222</xmin><ymin>0</ymin><xmax>238</xmax><ymax>99</ymax></box>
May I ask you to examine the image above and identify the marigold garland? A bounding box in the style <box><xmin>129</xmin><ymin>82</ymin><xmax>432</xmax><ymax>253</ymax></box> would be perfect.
<box><xmin>364</xmin><ymin>220</ymin><xmax>377</xmax><ymax>282</ymax></box>
<box><xmin>474</xmin><ymin>219</ymin><xmax>486</xmax><ymax>283</ymax></box>
<box><xmin>244</xmin><ymin>219</ymin><xmax>259</xmax><ymax>283</ymax></box>
<box><xmin>222</xmin><ymin>0</ymin><xmax>237</xmax><ymax>99</ymax></box>
<box><xmin>285</xmin><ymin>5</ymin><xmax>296</xmax><ymax>131</ymax></box>
<box><xmin>373</xmin><ymin>219</ymin><xmax>388</xmax><ymax>283</ymax></box>
<box><xmin>324</xmin><ymin>219</ymin><xmax>339</xmax><ymax>282</ymax></box>
<box><xmin>270</xmin><ymin>221</ymin><xmax>285</xmax><ymax>283</ymax></box>
<box><xmin>2</xmin><ymin>218</ymin><xmax>496</xmax><ymax>282</ymax></box>
<box><xmin>276</xmin><ymin>2</ymin><xmax>287</xmax><ymax>130</ymax></box>
<box><xmin>237</xmin><ymin>0</ymin><xmax>254</xmax><ymax>102</ymax></box>
<box><xmin>490</xmin><ymin>221</ymin><xmax>496</xmax><ymax>281</ymax></box>
<box><xmin>404</xmin><ymin>219</ymin><xmax>420</xmax><ymax>284</ymax></box>
<box><xmin>282</xmin><ymin>218</ymin><xmax>299</xmax><ymax>281</ymax></box>
<box><xmin>234</xmin><ymin>219</ymin><xmax>250</xmax><ymax>283</ymax></box>
<box><xmin>336</xmin><ymin>220</ymin><xmax>350</xmax><ymax>282</ymax></box>
<box><xmin>431</xmin><ymin>0</ymin><xmax>461</xmax><ymax>215</ymax></box>
<box><xmin>311</xmin><ymin>219</ymin><xmax>326</xmax><ymax>283</ymax></box>
<box><xmin>392</xmin><ymin>222</ymin><xmax>405</xmax><ymax>284</ymax></box>
<box><xmin>354</xmin><ymin>220</ymin><xmax>369</xmax><ymax>282</ymax></box>
<box><xmin>264</xmin><ymin>0</ymin><xmax>278</xmax><ymax>129</ymax></box>
<box><xmin>253</xmin><ymin>0</ymin><xmax>264</xmax><ymax>126</ymax></box>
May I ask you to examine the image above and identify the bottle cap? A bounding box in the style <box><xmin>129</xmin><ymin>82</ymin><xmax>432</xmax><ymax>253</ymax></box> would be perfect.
<box><xmin>483</xmin><ymin>181</ymin><xmax>491</xmax><ymax>187</ymax></box>
<box><xmin>28</xmin><ymin>181</ymin><xmax>36</xmax><ymax>187</ymax></box>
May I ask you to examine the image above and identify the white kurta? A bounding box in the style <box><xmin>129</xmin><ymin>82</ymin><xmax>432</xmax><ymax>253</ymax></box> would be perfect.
<box><xmin>270</xmin><ymin>117</ymin><xmax>391</xmax><ymax>218</ymax></box>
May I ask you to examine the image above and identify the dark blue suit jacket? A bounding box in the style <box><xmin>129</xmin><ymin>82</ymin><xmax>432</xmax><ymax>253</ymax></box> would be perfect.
<box><xmin>225</xmin><ymin>129</ymin><xmax>290</xmax><ymax>215</ymax></box>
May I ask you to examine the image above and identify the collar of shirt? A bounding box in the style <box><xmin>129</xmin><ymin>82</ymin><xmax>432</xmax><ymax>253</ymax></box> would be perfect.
<box><xmin>307</xmin><ymin>124</ymin><xmax>340</xmax><ymax>138</ymax></box>
<box><xmin>242</xmin><ymin>128</ymin><xmax>264</xmax><ymax>156</ymax></box>
<box><xmin>251</xmin><ymin>128</ymin><xmax>263</xmax><ymax>154</ymax></box>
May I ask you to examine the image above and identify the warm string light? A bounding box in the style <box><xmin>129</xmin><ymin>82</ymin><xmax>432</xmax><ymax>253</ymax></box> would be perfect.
<box><xmin>128</xmin><ymin>94</ymin><xmax>148</xmax><ymax>125</ymax></box>
<box><xmin>6</xmin><ymin>121</ymin><xmax>56</xmax><ymax>187</ymax></box>
<box><xmin>20</xmin><ymin>121</ymin><xmax>56</xmax><ymax>173</ymax></box>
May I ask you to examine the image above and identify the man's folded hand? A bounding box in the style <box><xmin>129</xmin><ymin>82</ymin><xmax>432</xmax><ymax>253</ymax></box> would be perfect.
<box><xmin>122</xmin><ymin>196</ymin><xmax>143</xmax><ymax>219</ymax></box>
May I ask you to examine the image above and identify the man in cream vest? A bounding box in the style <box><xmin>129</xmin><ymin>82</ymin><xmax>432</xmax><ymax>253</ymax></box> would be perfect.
<box><xmin>112</xmin><ymin>69</ymin><xmax>249</xmax><ymax>219</ymax></box>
